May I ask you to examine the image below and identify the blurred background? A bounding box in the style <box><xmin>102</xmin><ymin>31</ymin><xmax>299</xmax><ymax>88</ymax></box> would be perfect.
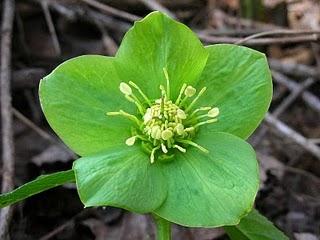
<box><xmin>0</xmin><ymin>0</ymin><xmax>319</xmax><ymax>239</ymax></box>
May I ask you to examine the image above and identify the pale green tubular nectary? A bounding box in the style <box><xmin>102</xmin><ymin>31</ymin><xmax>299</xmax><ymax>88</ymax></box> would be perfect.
<box><xmin>107</xmin><ymin>68</ymin><xmax>219</xmax><ymax>163</ymax></box>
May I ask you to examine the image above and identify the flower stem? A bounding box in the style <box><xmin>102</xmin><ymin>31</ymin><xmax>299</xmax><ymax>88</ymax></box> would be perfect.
<box><xmin>153</xmin><ymin>215</ymin><xmax>172</xmax><ymax>240</ymax></box>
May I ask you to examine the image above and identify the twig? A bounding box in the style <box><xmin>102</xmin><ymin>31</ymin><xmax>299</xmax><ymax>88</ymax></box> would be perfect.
<box><xmin>12</xmin><ymin>68</ymin><xmax>46</xmax><ymax>89</ymax></box>
<box><xmin>139</xmin><ymin>0</ymin><xmax>176</xmax><ymax>19</ymax></box>
<box><xmin>252</xmin><ymin>78</ymin><xmax>314</xmax><ymax>146</ymax></box>
<box><xmin>40</xmin><ymin>0</ymin><xmax>61</xmax><ymax>56</ymax></box>
<box><xmin>269</xmin><ymin>59</ymin><xmax>319</xmax><ymax>80</ymax></box>
<box><xmin>211</xmin><ymin>9</ymin><xmax>284</xmax><ymax>30</ymax></box>
<box><xmin>272</xmin><ymin>78</ymin><xmax>315</xmax><ymax>116</ymax></box>
<box><xmin>235</xmin><ymin>29</ymin><xmax>320</xmax><ymax>45</ymax></box>
<box><xmin>50</xmin><ymin>2</ymin><xmax>131</xmax><ymax>34</ymax></box>
<box><xmin>198</xmin><ymin>33</ymin><xmax>320</xmax><ymax>45</ymax></box>
<box><xmin>272</xmin><ymin>71</ymin><xmax>320</xmax><ymax>113</ymax></box>
<box><xmin>0</xmin><ymin>0</ymin><xmax>15</xmax><ymax>239</ymax></box>
<box><xmin>80</xmin><ymin>0</ymin><xmax>140</xmax><ymax>22</ymax></box>
<box><xmin>12</xmin><ymin>108</ymin><xmax>76</xmax><ymax>158</ymax></box>
<box><xmin>265</xmin><ymin>114</ymin><xmax>320</xmax><ymax>160</ymax></box>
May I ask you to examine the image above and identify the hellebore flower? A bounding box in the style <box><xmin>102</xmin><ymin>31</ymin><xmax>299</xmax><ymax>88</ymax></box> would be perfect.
<box><xmin>39</xmin><ymin>12</ymin><xmax>272</xmax><ymax>227</ymax></box>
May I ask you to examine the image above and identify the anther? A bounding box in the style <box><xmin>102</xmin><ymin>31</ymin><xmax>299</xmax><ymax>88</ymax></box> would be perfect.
<box><xmin>161</xmin><ymin>143</ymin><xmax>168</xmax><ymax>153</ymax></box>
<box><xmin>161</xmin><ymin>129</ymin><xmax>173</xmax><ymax>141</ymax></box>
<box><xmin>184</xmin><ymin>86</ymin><xmax>196</xmax><ymax>97</ymax></box>
<box><xmin>208</xmin><ymin>107</ymin><xmax>219</xmax><ymax>118</ymax></box>
<box><xmin>173</xmin><ymin>144</ymin><xmax>186</xmax><ymax>153</ymax></box>
<box><xmin>185</xmin><ymin>87</ymin><xmax>207</xmax><ymax>112</ymax></box>
<box><xmin>119</xmin><ymin>82</ymin><xmax>132</xmax><ymax>95</ymax></box>
<box><xmin>125</xmin><ymin>136</ymin><xmax>136</xmax><ymax>146</ymax></box>
<box><xmin>174</xmin><ymin>123</ymin><xmax>184</xmax><ymax>135</ymax></box>
<box><xmin>176</xmin><ymin>109</ymin><xmax>187</xmax><ymax>119</ymax></box>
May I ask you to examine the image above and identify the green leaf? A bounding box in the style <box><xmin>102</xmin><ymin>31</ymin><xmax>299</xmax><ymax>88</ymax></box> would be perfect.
<box><xmin>224</xmin><ymin>209</ymin><xmax>289</xmax><ymax>240</ymax></box>
<box><xmin>154</xmin><ymin>132</ymin><xmax>259</xmax><ymax>227</ymax></box>
<box><xmin>40</xmin><ymin>55</ymin><xmax>133</xmax><ymax>156</ymax></box>
<box><xmin>73</xmin><ymin>145</ymin><xmax>167</xmax><ymax>213</ymax></box>
<box><xmin>197</xmin><ymin>44</ymin><xmax>272</xmax><ymax>139</ymax></box>
<box><xmin>116</xmin><ymin>11</ymin><xmax>208</xmax><ymax>100</ymax></box>
<box><xmin>0</xmin><ymin>170</ymin><xmax>75</xmax><ymax>208</ymax></box>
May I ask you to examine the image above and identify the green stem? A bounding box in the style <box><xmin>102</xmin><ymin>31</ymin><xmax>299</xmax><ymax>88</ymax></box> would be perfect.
<box><xmin>153</xmin><ymin>215</ymin><xmax>172</xmax><ymax>240</ymax></box>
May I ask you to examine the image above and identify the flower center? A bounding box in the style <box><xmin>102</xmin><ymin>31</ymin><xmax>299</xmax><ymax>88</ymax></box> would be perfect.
<box><xmin>107</xmin><ymin>68</ymin><xmax>219</xmax><ymax>163</ymax></box>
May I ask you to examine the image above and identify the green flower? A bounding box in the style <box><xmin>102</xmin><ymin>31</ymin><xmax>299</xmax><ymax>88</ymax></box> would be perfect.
<box><xmin>39</xmin><ymin>12</ymin><xmax>272</xmax><ymax>227</ymax></box>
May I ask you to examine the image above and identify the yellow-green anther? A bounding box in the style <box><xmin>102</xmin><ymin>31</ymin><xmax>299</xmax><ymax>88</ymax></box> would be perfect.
<box><xmin>208</xmin><ymin>107</ymin><xmax>219</xmax><ymax>118</ymax></box>
<box><xmin>175</xmin><ymin>123</ymin><xmax>184</xmax><ymax>135</ymax></box>
<box><xmin>173</xmin><ymin>144</ymin><xmax>186</xmax><ymax>153</ymax></box>
<box><xmin>185</xmin><ymin>87</ymin><xmax>207</xmax><ymax>112</ymax></box>
<box><xmin>163</xmin><ymin>67</ymin><xmax>170</xmax><ymax>99</ymax></box>
<box><xmin>175</xmin><ymin>83</ymin><xmax>187</xmax><ymax>104</ymax></box>
<box><xmin>184</xmin><ymin>86</ymin><xmax>196</xmax><ymax>97</ymax></box>
<box><xmin>151</xmin><ymin>126</ymin><xmax>161</xmax><ymax>139</ymax></box>
<box><xmin>161</xmin><ymin>143</ymin><xmax>168</xmax><ymax>153</ymax></box>
<box><xmin>161</xmin><ymin>129</ymin><xmax>173</xmax><ymax>140</ymax></box>
<box><xmin>119</xmin><ymin>82</ymin><xmax>132</xmax><ymax>95</ymax></box>
<box><xmin>177</xmin><ymin>109</ymin><xmax>187</xmax><ymax>119</ymax></box>
<box><xmin>125</xmin><ymin>136</ymin><xmax>136</xmax><ymax>146</ymax></box>
<box><xmin>129</xmin><ymin>81</ymin><xmax>152</xmax><ymax>106</ymax></box>
<box><xmin>143</xmin><ymin>108</ymin><xmax>152</xmax><ymax>123</ymax></box>
<box><xmin>184</xmin><ymin>127</ymin><xmax>195</xmax><ymax>132</ymax></box>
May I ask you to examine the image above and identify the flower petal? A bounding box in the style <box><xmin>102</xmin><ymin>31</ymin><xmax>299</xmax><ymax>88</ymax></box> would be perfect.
<box><xmin>116</xmin><ymin>11</ymin><xmax>208</xmax><ymax>99</ymax></box>
<box><xmin>73</xmin><ymin>145</ymin><xmax>167</xmax><ymax>213</ymax></box>
<box><xmin>154</xmin><ymin>132</ymin><xmax>259</xmax><ymax>227</ymax></box>
<box><xmin>40</xmin><ymin>55</ymin><xmax>134</xmax><ymax>156</ymax></box>
<box><xmin>196</xmin><ymin>44</ymin><xmax>272</xmax><ymax>139</ymax></box>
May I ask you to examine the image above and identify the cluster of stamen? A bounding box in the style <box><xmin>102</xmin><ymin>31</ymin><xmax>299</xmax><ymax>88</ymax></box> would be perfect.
<box><xmin>107</xmin><ymin>68</ymin><xmax>219</xmax><ymax>163</ymax></box>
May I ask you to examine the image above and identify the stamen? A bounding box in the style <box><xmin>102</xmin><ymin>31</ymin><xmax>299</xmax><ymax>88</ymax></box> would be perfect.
<box><xmin>208</xmin><ymin>107</ymin><xmax>219</xmax><ymax>118</ymax></box>
<box><xmin>163</xmin><ymin>67</ymin><xmax>170</xmax><ymax>99</ymax></box>
<box><xmin>173</xmin><ymin>144</ymin><xmax>186</xmax><ymax>153</ymax></box>
<box><xmin>161</xmin><ymin>129</ymin><xmax>173</xmax><ymax>141</ymax></box>
<box><xmin>174</xmin><ymin>123</ymin><xmax>184</xmax><ymax>135</ymax></box>
<box><xmin>178</xmin><ymin>140</ymin><xmax>209</xmax><ymax>153</ymax></box>
<box><xmin>119</xmin><ymin>82</ymin><xmax>132</xmax><ymax>95</ymax></box>
<box><xmin>184</xmin><ymin>86</ymin><xmax>196</xmax><ymax>97</ymax></box>
<box><xmin>125</xmin><ymin>95</ymin><xmax>144</xmax><ymax>115</ymax></box>
<box><xmin>179</xmin><ymin>85</ymin><xmax>196</xmax><ymax>107</ymax></box>
<box><xmin>161</xmin><ymin>143</ymin><xmax>168</xmax><ymax>153</ymax></box>
<box><xmin>150</xmin><ymin>146</ymin><xmax>160</xmax><ymax>163</ymax></box>
<box><xmin>194</xmin><ymin>118</ymin><xmax>218</xmax><ymax>128</ymax></box>
<box><xmin>176</xmin><ymin>109</ymin><xmax>187</xmax><ymax>119</ymax></box>
<box><xmin>185</xmin><ymin>87</ymin><xmax>207</xmax><ymax>112</ymax></box>
<box><xmin>189</xmin><ymin>107</ymin><xmax>211</xmax><ymax>118</ymax></box>
<box><xmin>175</xmin><ymin>83</ymin><xmax>187</xmax><ymax>105</ymax></box>
<box><xmin>106</xmin><ymin>110</ymin><xmax>142</xmax><ymax>126</ymax></box>
<box><xmin>125</xmin><ymin>136</ymin><xmax>136</xmax><ymax>146</ymax></box>
<box><xmin>129</xmin><ymin>81</ymin><xmax>152</xmax><ymax>106</ymax></box>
